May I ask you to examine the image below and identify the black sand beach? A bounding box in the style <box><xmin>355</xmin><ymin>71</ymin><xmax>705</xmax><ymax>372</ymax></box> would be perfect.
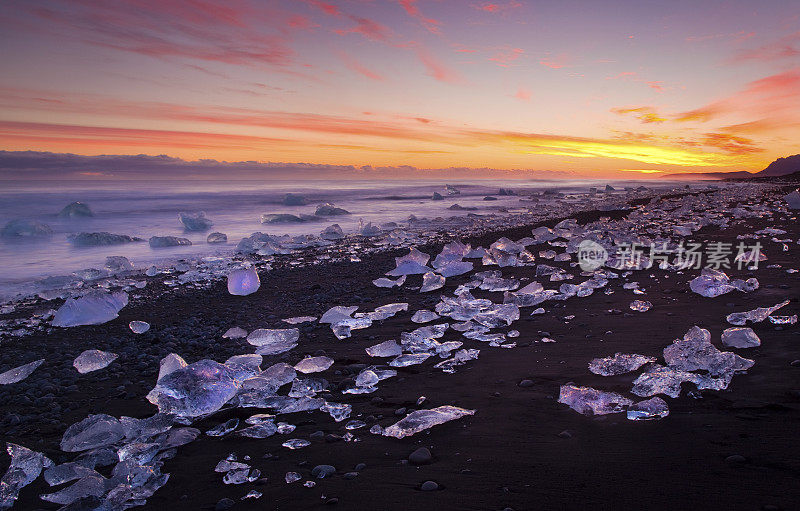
<box><xmin>2</xmin><ymin>186</ymin><xmax>799</xmax><ymax>511</ymax></box>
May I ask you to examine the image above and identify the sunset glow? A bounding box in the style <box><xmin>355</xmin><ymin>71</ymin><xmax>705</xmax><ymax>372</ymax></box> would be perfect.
<box><xmin>1</xmin><ymin>0</ymin><xmax>799</xmax><ymax>178</ymax></box>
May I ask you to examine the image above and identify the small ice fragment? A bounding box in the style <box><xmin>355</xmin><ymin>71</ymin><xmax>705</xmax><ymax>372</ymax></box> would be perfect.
<box><xmin>0</xmin><ymin>359</ymin><xmax>44</xmax><ymax>384</ymax></box>
<box><xmin>629</xmin><ymin>300</ymin><xmax>652</xmax><ymax>312</ymax></box>
<box><xmin>207</xmin><ymin>232</ymin><xmax>227</xmax><ymax>243</ymax></box>
<box><xmin>285</xmin><ymin>472</ymin><xmax>301</xmax><ymax>483</ymax></box>
<box><xmin>373</xmin><ymin>275</ymin><xmax>407</xmax><ymax>288</ymax></box>
<box><xmin>411</xmin><ymin>310</ymin><xmax>440</xmax><ymax>323</ymax></box>
<box><xmin>282</xmin><ymin>439</ymin><xmax>310</xmax><ymax>449</ymax></box>
<box><xmin>627</xmin><ymin>397</ymin><xmax>669</xmax><ymax>420</ymax></box>
<box><xmin>321</xmin><ymin>402</ymin><xmax>352</xmax><ymax>422</ymax></box>
<box><xmin>59</xmin><ymin>201</ymin><xmax>93</xmax><ymax>218</ymax></box>
<box><xmin>105</xmin><ymin>255</ymin><xmax>133</xmax><ymax>272</ymax></box>
<box><xmin>178</xmin><ymin>211</ymin><xmax>213</xmax><ymax>231</ymax></box>
<box><xmin>365</xmin><ymin>340</ymin><xmax>403</xmax><ymax>357</ymax></box>
<box><xmin>320</xmin><ymin>224</ymin><xmax>344</xmax><ymax>240</ymax></box>
<box><xmin>721</xmin><ymin>327</ymin><xmax>761</xmax><ymax>348</ymax></box>
<box><xmin>276</xmin><ymin>422</ymin><xmax>295</xmax><ymax>434</ymax></box>
<box><xmin>227</xmin><ymin>267</ymin><xmax>260</xmax><ymax>296</ymax></box>
<box><xmin>224</xmin><ymin>467</ymin><xmax>260</xmax><ymax>485</ymax></box>
<box><xmin>73</xmin><ymin>350</ymin><xmax>118</xmax><ymax>374</ymax></box>
<box><xmin>726</xmin><ymin>300</ymin><xmax>790</xmax><ymax>325</ymax></box>
<box><xmin>282</xmin><ymin>316</ymin><xmax>317</xmax><ymax>324</ymax></box>
<box><xmin>247</xmin><ymin>328</ymin><xmax>299</xmax><ymax>355</ymax></box>
<box><xmin>206</xmin><ymin>418</ymin><xmax>239</xmax><ymax>437</ymax></box>
<box><xmin>294</xmin><ymin>356</ymin><xmax>334</xmax><ymax>374</ymax></box>
<box><xmin>319</xmin><ymin>306</ymin><xmax>359</xmax><ymax>324</ymax></box>
<box><xmin>588</xmin><ymin>353</ymin><xmax>656</xmax><ymax>376</ymax></box>
<box><xmin>52</xmin><ymin>291</ymin><xmax>128</xmax><ymax>327</ymax></box>
<box><xmin>39</xmin><ymin>474</ymin><xmax>106</xmax><ymax>505</ymax></box>
<box><xmin>242</xmin><ymin>490</ymin><xmax>263</xmax><ymax>500</ymax></box>
<box><xmin>60</xmin><ymin>414</ymin><xmax>125</xmax><ymax>452</ymax></box>
<box><xmin>382</xmin><ymin>405</ymin><xmax>475</xmax><ymax>439</ymax></box>
<box><xmin>769</xmin><ymin>315</ymin><xmax>797</xmax><ymax>325</ymax></box>
<box><xmin>238</xmin><ymin>423</ymin><xmax>278</xmax><ymax>439</ymax></box>
<box><xmin>0</xmin><ymin>443</ymin><xmax>53</xmax><ymax>508</ymax></box>
<box><xmin>129</xmin><ymin>320</ymin><xmax>150</xmax><ymax>334</ymax></box>
<box><xmin>345</xmin><ymin>420</ymin><xmax>366</xmax><ymax>430</ymax></box>
<box><xmin>222</xmin><ymin>327</ymin><xmax>248</xmax><ymax>339</ymax></box>
<box><xmin>557</xmin><ymin>385</ymin><xmax>633</xmax><ymax>415</ymax></box>
<box><xmin>389</xmin><ymin>353</ymin><xmax>432</xmax><ymax>367</ymax></box>
<box><xmin>420</xmin><ymin>272</ymin><xmax>445</xmax><ymax>292</ymax></box>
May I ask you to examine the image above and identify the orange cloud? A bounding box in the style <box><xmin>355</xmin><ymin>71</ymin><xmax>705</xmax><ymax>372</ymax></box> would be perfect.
<box><xmin>539</xmin><ymin>54</ymin><xmax>569</xmax><ymax>69</ymax></box>
<box><xmin>475</xmin><ymin>2</ymin><xmax>522</xmax><ymax>13</ymax></box>
<box><xmin>610</xmin><ymin>107</ymin><xmax>666</xmax><ymax>123</ymax></box>
<box><xmin>514</xmin><ymin>88</ymin><xmax>531</xmax><ymax>101</ymax></box>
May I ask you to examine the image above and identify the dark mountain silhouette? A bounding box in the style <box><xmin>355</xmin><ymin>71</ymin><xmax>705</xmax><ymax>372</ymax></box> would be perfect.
<box><xmin>753</xmin><ymin>154</ymin><xmax>800</xmax><ymax>176</ymax></box>
<box><xmin>662</xmin><ymin>154</ymin><xmax>800</xmax><ymax>180</ymax></box>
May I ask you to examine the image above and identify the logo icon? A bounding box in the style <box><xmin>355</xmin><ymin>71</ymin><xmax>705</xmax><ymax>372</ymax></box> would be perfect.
<box><xmin>577</xmin><ymin>239</ymin><xmax>608</xmax><ymax>271</ymax></box>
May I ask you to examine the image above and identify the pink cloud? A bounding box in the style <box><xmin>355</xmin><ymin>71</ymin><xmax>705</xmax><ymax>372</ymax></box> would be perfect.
<box><xmin>416</xmin><ymin>48</ymin><xmax>464</xmax><ymax>84</ymax></box>
<box><xmin>489</xmin><ymin>47</ymin><xmax>524</xmax><ymax>66</ymax></box>
<box><xmin>514</xmin><ymin>88</ymin><xmax>531</xmax><ymax>101</ymax></box>
<box><xmin>474</xmin><ymin>2</ymin><xmax>522</xmax><ymax>14</ymax></box>
<box><xmin>398</xmin><ymin>0</ymin><xmax>442</xmax><ymax>34</ymax></box>
<box><xmin>730</xmin><ymin>31</ymin><xmax>800</xmax><ymax>63</ymax></box>
<box><xmin>338</xmin><ymin>52</ymin><xmax>385</xmax><ymax>81</ymax></box>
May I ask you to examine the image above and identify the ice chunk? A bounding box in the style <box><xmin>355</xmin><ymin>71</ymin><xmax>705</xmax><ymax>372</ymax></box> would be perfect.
<box><xmin>721</xmin><ymin>327</ymin><xmax>761</xmax><ymax>348</ymax></box>
<box><xmin>433</xmin><ymin>348</ymin><xmax>480</xmax><ymax>373</ymax></box>
<box><xmin>39</xmin><ymin>474</ymin><xmax>107</xmax><ymax>505</ymax></box>
<box><xmin>389</xmin><ymin>353</ymin><xmax>432</xmax><ymax>367</ymax></box>
<box><xmin>726</xmin><ymin>300</ymin><xmax>790</xmax><ymax>325</ymax></box>
<box><xmin>663</xmin><ymin>326</ymin><xmax>754</xmax><ymax>376</ymax></box>
<box><xmin>207</xmin><ymin>232</ymin><xmax>227</xmax><ymax>243</ymax></box>
<box><xmin>588</xmin><ymin>353</ymin><xmax>656</xmax><ymax>376</ymax></box>
<box><xmin>358</xmin><ymin>219</ymin><xmax>381</xmax><ymax>236</ymax></box>
<box><xmin>320</xmin><ymin>224</ymin><xmax>344</xmax><ymax>240</ymax></box>
<box><xmin>224</xmin><ymin>354</ymin><xmax>263</xmax><ymax>381</ymax></box>
<box><xmin>285</xmin><ymin>472</ymin><xmax>301</xmax><ymax>483</ymax></box>
<box><xmin>67</xmin><ymin>232</ymin><xmax>143</xmax><ymax>246</ymax></box>
<box><xmin>0</xmin><ymin>359</ymin><xmax>44</xmax><ymax>385</ymax></box>
<box><xmin>73</xmin><ymin>350</ymin><xmax>118</xmax><ymax>374</ymax></box>
<box><xmin>627</xmin><ymin>397</ymin><xmax>669</xmax><ymax>420</ymax></box>
<box><xmin>321</xmin><ymin>402</ymin><xmax>352</xmax><ymax>422</ymax></box>
<box><xmin>238</xmin><ymin>422</ymin><xmax>278</xmax><ymax>439</ymax></box>
<box><xmin>227</xmin><ymin>267</ymin><xmax>260</xmax><ymax>296</ymax></box>
<box><xmin>373</xmin><ymin>275</ymin><xmax>406</xmax><ymax>288</ymax></box>
<box><xmin>1</xmin><ymin>219</ymin><xmax>53</xmax><ymax>238</ymax></box>
<box><xmin>0</xmin><ymin>443</ymin><xmax>53</xmax><ymax>509</ymax></box>
<box><xmin>282</xmin><ymin>439</ymin><xmax>311</xmax><ymax>450</ymax></box>
<box><xmin>206</xmin><ymin>418</ymin><xmax>239</xmax><ymax>437</ymax></box>
<box><xmin>52</xmin><ymin>291</ymin><xmax>129</xmax><ymax>327</ymax></box>
<box><xmin>629</xmin><ymin>300</ymin><xmax>652</xmax><ymax>312</ymax></box>
<box><xmin>282</xmin><ymin>316</ymin><xmax>317</xmax><ymax>324</ymax></box>
<box><xmin>558</xmin><ymin>385</ymin><xmax>633</xmax><ymax>415</ymax></box>
<box><xmin>224</xmin><ymin>467</ymin><xmax>261</xmax><ymax>485</ymax></box>
<box><xmin>411</xmin><ymin>310</ymin><xmax>440</xmax><ymax>323</ymax></box>
<box><xmin>178</xmin><ymin>211</ymin><xmax>213</xmax><ymax>231</ymax></box>
<box><xmin>59</xmin><ymin>202</ymin><xmax>94</xmax><ymax>218</ymax></box>
<box><xmin>769</xmin><ymin>315</ymin><xmax>797</xmax><ymax>324</ymax></box>
<box><xmin>43</xmin><ymin>462</ymin><xmax>98</xmax><ymax>487</ymax></box>
<box><xmin>247</xmin><ymin>329</ymin><xmax>299</xmax><ymax>355</ymax></box>
<box><xmin>294</xmin><ymin>356</ymin><xmax>334</xmax><ymax>374</ymax></box>
<box><xmin>129</xmin><ymin>320</ymin><xmax>150</xmax><ymax>334</ymax></box>
<box><xmin>157</xmin><ymin>353</ymin><xmax>187</xmax><ymax>381</ymax></box>
<box><xmin>632</xmin><ymin>364</ymin><xmax>705</xmax><ymax>398</ymax></box>
<box><xmin>222</xmin><ymin>327</ymin><xmax>247</xmax><ymax>339</ymax></box>
<box><xmin>146</xmin><ymin>360</ymin><xmax>240</xmax><ymax>418</ymax></box>
<box><xmin>104</xmin><ymin>255</ymin><xmax>133</xmax><ymax>272</ymax></box>
<box><xmin>365</xmin><ymin>340</ymin><xmax>403</xmax><ymax>357</ymax></box>
<box><xmin>368</xmin><ymin>303</ymin><xmax>408</xmax><ymax>321</ymax></box>
<box><xmin>315</xmin><ymin>203</ymin><xmax>350</xmax><ymax>216</ymax></box>
<box><xmin>382</xmin><ymin>405</ymin><xmax>475</xmax><ymax>439</ymax></box>
<box><xmin>61</xmin><ymin>414</ymin><xmax>125</xmax><ymax>452</ymax></box>
<box><xmin>436</xmin><ymin>261</ymin><xmax>473</xmax><ymax>277</ymax></box>
<box><xmin>420</xmin><ymin>272</ymin><xmax>445</xmax><ymax>292</ymax></box>
<box><xmin>260</xmin><ymin>213</ymin><xmax>311</xmax><ymax>224</ymax></box>
<box><xmin>689</xmin><ymin>268</ymin><xmax>758</xmax><ymax>298</ymax></box>
<box><xmin>149</xmin><ymin>235</ymin><xmax>191</xmax><ymax>248</ymax></box>
<box><xmin>319</xmin><ymin>306</ymin><xmax>359</xmax><ymax>324</ymax></box>
<box><xmin>784</xmin><ymin>189</ymin><xmax>800</xmax><ymax>209</ymax></box>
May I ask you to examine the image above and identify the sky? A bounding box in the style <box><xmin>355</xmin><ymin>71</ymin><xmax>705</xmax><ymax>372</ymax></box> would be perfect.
<box><xmin>0</xmin><ymin>0</ymin><xmax>799</xmax><ymax>179</ymax></box>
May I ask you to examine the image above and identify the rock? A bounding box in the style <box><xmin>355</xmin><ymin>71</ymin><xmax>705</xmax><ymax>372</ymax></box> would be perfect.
<box><xmin>215</xmin><ymin>497</ymin><xmax>235</xmax><ymax>511</ymax></box>
<box><xmin>420</xmin><ymin>481</ymin><xmax>439</xmax><ymax>491</ymax></box>
<box><xmin>311</xmin><ymin>464</ymin><xmax>336</xmax><ymax>478</ymax></box>
<box><xmin>59</xmin><ymin>202</ymin><xmax>94</xmax><ymax>218</ymax></box>
<box><xmin>207</xmin><ymin>232</ymin><xmax>227</xmax><ymax>243</ymax></box>
<box><xmin>282</xmin><ymin>193</ymin><xmax>307</xmax><ymax>206</ymax></box>
<box><xmin>518</xmin><ymin>379</ymin><xmax>534</xmax><ymax>387</ymax></box>
<box><xmin>325</xmin><ymin>497</ymin><xmax>339</xmax><ymax>505</ymax></box>
<box><xmin>408</xmin><ymin>447</ymin><xmax>433</xmax><ymax>465</ymax></box>
<box><xmin>432</xmin><ymin>192</ymin><xmax>443</xmax><ymax>200</ymax></box>
<box><xmin>725</xmin><ymin>454</ymin><xmax>746</xmax><ymax>464</ymax></box>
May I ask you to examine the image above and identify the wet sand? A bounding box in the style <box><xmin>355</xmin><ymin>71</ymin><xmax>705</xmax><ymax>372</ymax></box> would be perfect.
<box><xmin>2</xmin><ymin>190</ymin><xmax>799</xmax><ymax>511</ymax></box>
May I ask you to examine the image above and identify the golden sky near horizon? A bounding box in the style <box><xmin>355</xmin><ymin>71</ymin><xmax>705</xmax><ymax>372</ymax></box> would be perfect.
<box><xmin>0</xmin><ymin>0</ymin><xmax>799</xmax><ymax>178</ymax></box>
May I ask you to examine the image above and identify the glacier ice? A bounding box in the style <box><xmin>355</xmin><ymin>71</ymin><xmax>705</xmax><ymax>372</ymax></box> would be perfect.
<box><xmin>149</xmin><ymin>236</ymin><xmax>191</xmax><ymax>248</ymax></box>
<box><xmin>420</xmin><ymin>272</ymin><xmax>445</xmax><ymax>292</ymax></box>
<box><xmin>178</xmin><ymin>211</ymin><xmax>213</xmax><ymax>231</ymax></box>
<box><xmin>726</xmin><ymin>300</ymin><xmax>790</xmax><ymax>325</ymax></box>
<box><xmin>558</xmin><ymin>385</ymin><xmax>633</xmax><ymax>415</ymax></box>
<box><xmin>129</xmin><ymin>320</ymin><xmax>150</xmax><ymax>334</ymax></box>
<box><xmin>627</xmin><ymin>397</ymin><xmax>669</xmax><ymax>420</ymax></box>
<box><xmin>319</xmin><ymin>306</ymin><xmax>359</xmax><ymax>324</ymax></box>
<box><xmin>282</xmin><ymin>316</ymin><xmax>317</xmax><ymax>325</ymax></box>
<box><xmin>222</xmin><ymin>326</ymin><xmax>247</xmax><ymax>339</ymax></box>
<box><xmin>207</xmin><ymin>232</ymin><xmax>227</xmax><ymax>243</ymax></box>
<box><xmin>0</xmin><ymin>359</ymin><xmax>45</xmax><ymax>385</ymax></box>
<box><xmin>663</xmin><ymin>326</ymin><xmax>754</xmax><ymax>376</ymax></box>
<box><xmin>315</xmin><ymin>203</ymin><xmax>350</xmax><ymax>216</ymax></box>
<box><xmin>68</xmin><ymin>232</ymin><xmax>143</xmax><ymax>246</ymax></box>
<box><xmin>320</xmin><ymin>224</ymin><xmax>344</xmax><ymax>240</ymax></box>
<box><xmin>629</xmin><ymin>300</ymin><xmax>652</xmax><ymax>312</ymax></box>
<box><xmin>247</xmin><ymin>329</ymin><xmax>299</xmax><ymax>355</ymax></box>
<box><xmin>721</xmin><ymin>327</ymin><xmax>761</xmax><ymax>348</ymax></box>
<box><xmin>146</xmin><ymin>360</ymin><xmax>240</xmax><ymax>418</ymax></box>
<box><xmin>382</xmin><ymin>405</ymin><xmax>475</xmax><ymax>439</ymax></box>
<box><xmin>227</xmin><ymin>267</ymin><xmax>260</xmax><ymax>296</ymax></box>
<box><xmin>61</xmin><ymin>414</ymin><xmax>125</xmax><ymax>452</ymax></box>
<box><xmin>689</xmin><ymin>268</ymin><xmax>758</xmax><ymax>298</ymax></box>
<box><xmin>73</xmin><ymin>350</ymin><xmax>118</xmax><ymax>374</ymax></box>
<box><xmin>373</xmin><ymin>275</ymin><xmax>406</xmax><ymax>288</ymax></box>
<box><xmin>365</xmin><ymin>340</ymin><xmax>403</xmax><ymax>357</ymax></box>
<box><xmin>52</xmin><ymin>291</ymin><xmax>129</xmax><ymax>327</ymax></box>
<box><xmin>58</xmin><ymin>202</ymin><xmax>94</xmax><ymax>218</ymax></box>
<box><xmin>588</xmin><ymin>353</ymin><xmax>656</xmax><ymax>376</ymax></box>
<box><xmin>784</xmin><ymin>190</ymin><xmax>800</xmax><ymax>209</ymax></box>
<box><xmin>105</xmin><ymin>255</ymin><xmax>134</xmax><ymax>272</ymax></box>
<box><xmin>294</xmin><ymin>356</ymin><xmax>334</xmax><ymax>374</ymax></box>
<box><xmin>0</xmin><ymin>443</ymin><xmax>53</xmax><ymax>509</ymax></box>
<box><xmin>1</xmin><ymin>219</ymin><xmax>53</xmax><ymax>238</ymax></box>
<box><xmin>157</xmin><ymin>353</ymin><xmax>187</xmax><ymax>382</ymax></box>
<box><xmin>411</xmin><ymin>310</ymin><xmax>440</xmax><ymax>323</ymax></box>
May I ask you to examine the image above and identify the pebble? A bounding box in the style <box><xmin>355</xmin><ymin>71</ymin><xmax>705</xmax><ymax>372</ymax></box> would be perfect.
<box><xmin>325</xmin><ymin>498</ymin><xmax>339</xmax><ymax>505</ymax></box>
<box><xmin>420</xmin><ymin>481</ymin><xmax>439</xmax><ymax>491</ymax></box>
<box><xmin>725</xmin><ymin>455</ymin><xmax>746</xmax><ymax>464</ymax></box>
<box><xmin>557</xmin><ymin>430</ymin><xmax>572</xmax><ymax>439</ymax></box>
<box><xmin>790</xmin><ymin>360</ymin><xmax>800</xmax><ymax>367</ymax></box>
<box><xmin>409</xmin><ymin>447</ymin><xmax>433</xmax><ymax>465</ymax></box>
<box><xmin>343</xmin><ymin>472</ymin><xmax>359</xmax><ymax>480</ymax></box>
<box><xmin>354</xmin><ymin>463</ymin><xmax>366</xmax><ymax>471</ymax></box>
<box><xmin>518</xmin><ymin>379</ymin><xmax>534</xmax><ymax>388</ymax></box>
<box><xmin>312</xmin><ymin>464</ymin><xmax>336</xmax><ymax>478</ymax></box>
